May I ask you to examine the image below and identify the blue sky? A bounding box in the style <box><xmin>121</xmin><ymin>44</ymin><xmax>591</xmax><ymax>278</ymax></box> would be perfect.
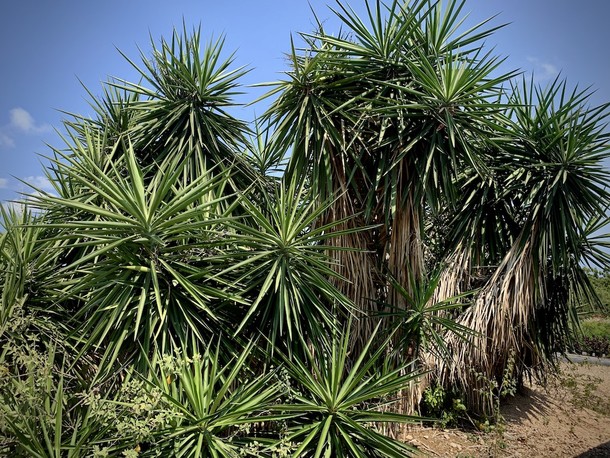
<box><xmin>1</xmin><ymin>0</ymin><xmax>610</xmax><ymax>203</ymax></box>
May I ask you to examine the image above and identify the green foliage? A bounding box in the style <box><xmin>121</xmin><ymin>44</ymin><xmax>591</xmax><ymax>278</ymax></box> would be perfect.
<box><xmin>274</xmin><ymin>324</ymin><xmax>419</xmax><ymax>457</ymax></box>
<box><xmin>571</xmin><ymin>319</ymin><xmax>610</xmax><ymax>355</ymax></box>
<box><xmin>384</xmin><ymin>269</ymin><xmax>475</xmax><ymax>361</ymax></box>
<box><xmin>0</xmin><ymin>305</ymin><xmax>108</xmax><ymax>457</ymax></box>
<box><xmin>33</xmin><ymin>137</ymin><xmax>240</xmax><ymax>372</ymax></box>
<box><xmin>550</xmin><ymin>364</ymin><xmax>610</xmax><ymax>417</ymax></box>
<box><xmin>78</xmin><ymin>342</ymin><xmax>286</xmax><ymax>457</ymax></box>
<box><xmin>470</xmin><ymin>352</ymin><xmax>518</xmax><ymax>425</ymax></box>
<box><xmin>218</xmin><ymin>179</ymin><xmax>359</xmax><ymax>350</ymax></box>
<box><xmin>2</xmin><ymin>0</ymin><xmax>610</xmax><ymax>454</ymax></box>
<box><xmin>421</xmin><ymin>384</ymin><xmax>467</xmax><ymax>428</ymax></box>
<box><xmin>109</xmin><ymin>24</ymin><xmax>256</xmax><ymax>190</ymax></box>
<box><xmin>142</xmin><ymin>343</ymin><xmax>284</xmax><ymax>457</ymax></box>
<box><xmin>580</xmin><ymin>320</ymin><xmax>610</xmax><ymax>339</ymax></box>
<box><xmin>0</xmin><ymin>206</ymin><xmax>66</xmax><ymax>337</ymax></box>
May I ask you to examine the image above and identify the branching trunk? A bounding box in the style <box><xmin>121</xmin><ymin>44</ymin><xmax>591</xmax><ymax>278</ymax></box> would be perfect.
<box><xmin>438</xmin><ymin>233</ymin><xmax>545</xmax><ymax>415</ymax></box>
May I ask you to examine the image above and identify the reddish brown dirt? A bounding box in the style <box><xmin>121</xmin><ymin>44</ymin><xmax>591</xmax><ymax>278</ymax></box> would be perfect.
<box><xmin>404</xmin><ymin>362</ymin><xmax>610</xmax><ymax>457</ymax></box>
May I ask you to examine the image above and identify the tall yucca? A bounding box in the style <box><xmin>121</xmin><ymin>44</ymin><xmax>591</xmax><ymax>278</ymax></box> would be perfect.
<box><xmin>64</xmin><ymin>24</ymin><xmax>257</xmax><ymax>196</ymax></box>
<box><xmin>20</xmin><ymin>25</ymin><xmax>270</xmax><ymax>375</ymax></box>
<box><xmin>261</xmin><ymin>0</ymin><xmax>514</xmax><ymax>366</ymax></box>
<box><xmin>438</xmin><ymin>78</ymin><xmax>610</xmax><ymax>414</ymax></box>
<box><xmin>260</xmin><ymin>30</ymin><xmax>381</xmax><ymax>350</ymax></box>
<box><xmin>23</xmin><ymin>23</ymin><xmax>369</xmax><ymax>372</ymax></box>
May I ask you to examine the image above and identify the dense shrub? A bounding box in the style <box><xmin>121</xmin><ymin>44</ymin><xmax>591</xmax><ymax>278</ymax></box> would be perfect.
<box><xmin>586</xmin><ymin>270</ymin><xmax>610</xmax><ymax>316</ymax></box>
<box><xmin>571</xmin><ymin>319</ymin><xmax>610</xmax><ymax>356</ymax></box>
<box><xmin>572</xmin><ymin>335</ymin><xmax>610</xmax><ymax>356</ymax></box>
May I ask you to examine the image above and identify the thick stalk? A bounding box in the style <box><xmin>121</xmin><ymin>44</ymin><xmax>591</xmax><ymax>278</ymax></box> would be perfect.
<box><xmin>386</xmin><ymin>171</ymin><xmax>426</xmax><ymax>415</ymax></box>
<box><xmin>439</xmin><ymin>228</ymin><xmax>546</xmax><ymax>415</ymax></box>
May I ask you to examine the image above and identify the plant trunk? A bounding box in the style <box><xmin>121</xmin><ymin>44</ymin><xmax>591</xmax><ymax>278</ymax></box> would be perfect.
<box><xmin>438</xmin><ymin>233</ymin><xmax>546</xmax><ymax>416</ymax></box>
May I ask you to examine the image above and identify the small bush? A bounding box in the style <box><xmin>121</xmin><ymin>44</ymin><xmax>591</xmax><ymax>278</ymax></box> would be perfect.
<box><xmin>571</xmin><ymin>319</ymin><xmax>610</xmax><ymax>356</ymax></box>
<box><xmin>421</xmin><ymin>384</ymin><xmax>467</xmax><ymax>428</ymax></box>
<box><xmin>572</xmin><ymin>335</ymin><xmax>610</xmax><ymax>356</ymax></box>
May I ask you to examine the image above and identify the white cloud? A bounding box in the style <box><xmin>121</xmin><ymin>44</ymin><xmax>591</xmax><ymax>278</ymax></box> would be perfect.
<box><xmin>0</xmin><ymin>108</ymin><xmax>52</xmax><ymax>149</ymax></box>
<box><xmin>0</xmin><ymin>131</ymin><xmax>15</xmax><ymax>148</ymax></box>
<box><xmin>23</xmin><ymin>175</ymin><xmax>53</xmax><ymax>191</ymax></box>
<box><xmin>0</xmin><ymin>178</ymin><xmax>8</xmax><ymax>189</ymax></box>
<box><xmin>526</xmin><ymin>57</ymin><xmax>560</xmax><ymax>82</ymax></box>
<box><xmin>9</xmin><ymin>108</ymin><xmax>51</xmax><ymax>134</ymax></box>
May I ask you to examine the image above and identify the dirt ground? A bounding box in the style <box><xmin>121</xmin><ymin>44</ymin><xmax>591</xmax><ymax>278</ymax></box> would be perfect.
<box><xmin>404</xmin><ymin>362</ymin><xmax>610</xmax><ymax>457</ymax></box>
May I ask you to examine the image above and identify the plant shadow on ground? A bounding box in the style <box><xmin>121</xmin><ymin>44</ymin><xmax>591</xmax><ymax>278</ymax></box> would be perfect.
<box><xmin>576</xmin><ymin>441</ymin><xmax>610</xmax><ymax>457</ymax></box>
<box><xmin>500</xmin><ymin>386</ymin><xmax>551</xmax><ymax>424</ymax></box>
<box><xmin>549</xmin><ymin>364</ymin><xmax>610</xmax><ymax>416</ymax></box>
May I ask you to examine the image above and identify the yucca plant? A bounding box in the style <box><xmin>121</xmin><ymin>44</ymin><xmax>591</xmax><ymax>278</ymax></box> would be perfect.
<box><xmin>216</xmin><ymin>179</ymin><xmax>362</xmax><ymax>352</ymax></box>
<box><xmin>109</xmin><ymin>24</ymin><xmax>257</xmax><ymax>191</ymax></box>
<box><xmin>61</xmin><ymin>83</ymin><xmax>142</xmax><ymax>149</ymax></box>
<box><xmin>0</xmin><ymin>341</ymin><xmax>112</xmax><ymax>458</ymax></box>
<box><xmin>2</xmin><ymin>0</ymin><xmax>610</xmax><ymax>449</ymax></box>
<box><xmin>0</xmin><ymin>207</ymin><xmax>109</xmax><ymax>457</ymax></box>
<box><xmin>31</xmin><ymin>132</ymin><xmax>242</xmax><ymax>374</ymax></box>
<box><xmin>107</xmin><ymin>342</ymin><xmax>286</xmax><ymax>458</ymax></box>
<box><xmin>0</xmin><ymin>205</ymin><xmax>67</xmax><ymax>330</ymax></box>
<box><xmin>22</xmin><ymin>23</ymin><xmax>273</xmax><ymax>377</ymax></box>
<box><xmin>245</xmin><ymin>119</ymin><xmax>287</xmax><ymax>179</ymax></box>
<box><xmin>261</xmin><ymin>0</ymin><xmax>516</xmax><ymax>359</ymax></box>
<box><xmin>0</xmin><ymin>205</ymin><xmax>88</xmax><ymax>385</ymax></box>
<box><xmin>437</xmin><ymin>77</ymin><xmax>610</xmax><ymax>414</ymax></box>
<box><xmin>274</xmin><ymin>323</ymin><xmax>421</xmax><ymax>457</ymax></box>
<box><xmin>385</xmin><ymin>270</ymin><xmax>475</xmax><ymax>363</ymax></box>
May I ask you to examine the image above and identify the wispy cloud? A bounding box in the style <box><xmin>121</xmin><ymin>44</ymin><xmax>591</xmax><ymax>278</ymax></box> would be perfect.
<box><xmin>0</xmin><ymin>131</ymin><xmax>15</xmax><ymax>148</ymax></box>
<box><xmin>0</xmin><ymin>178</ymin><xmax>8</xmax><ymax>189</ymax></box>
<box><xmin>23</xmin><ymin>175</ymin><xmax>54</xmax><ymax>191</ymax></box>
<box><xmin>0</xmin><ymin>198</ymin><xmax>43</xmax><ymax>216</ymax></box>
<box><xmin>1</xmin><ymin>186</ymin><xmax>54</xmax><ymax>216</ymax></box>
<box><xmin>9</xmin><ymin>108</ymin><xmax>52</xmax><ymax>134</ymax></box>
<box><xmin>526</xmin><ymin>57</ymin><xmax>560</xmax><ymax>82</ymax></box>
<box><xmin>0</xmin><ymin>108</ymin><xmax>52</xmax><ymax>149</ymax></box>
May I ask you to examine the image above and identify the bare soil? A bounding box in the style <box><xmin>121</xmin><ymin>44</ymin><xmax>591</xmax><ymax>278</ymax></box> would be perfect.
<box><xmin>404</xmin><ymin>362</ymin><xmax>610</xmax><ymax>457</ymax></box>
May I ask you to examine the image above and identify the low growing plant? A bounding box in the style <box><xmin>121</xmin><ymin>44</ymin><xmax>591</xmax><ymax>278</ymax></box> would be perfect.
<box><xmin>274</xmin><ymin>323</ymin><xmax>421</xmax><ymax>458</ymax></box>
<box><xmin>549</xmin><ymin>363</ymin><xmax>610</xmax><ymax>417</ymax></box>
<box><xmin>571</xmin><ymin>319</ymin><xmax>610</xmax><ymax>355</ymax></box>
<box><xmin>421</xmin><ymin>384</ymin><xmax>467</xmax><ymax>428</ymax></box>
<box><xmin>100</xmin><ymin>342</ymin><xmax>287</xmax><ymax>457</ymax></box>
<box><xmin>572</xmin><ymin>335</ymin><xmax>610</xmax><ymax>356</ymax></box>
